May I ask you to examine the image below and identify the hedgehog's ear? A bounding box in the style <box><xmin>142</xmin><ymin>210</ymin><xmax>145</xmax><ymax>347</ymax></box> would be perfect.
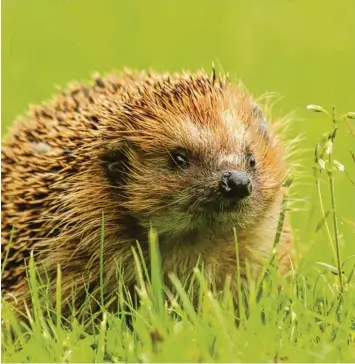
<box><xmin>101</xmin><ymin>142</ymin><xmax>131</xmax><ymax>188</ymax></box>
<box><xmin>253</xmin><ymin>103</ymin><xmax>268</xmax><ymax>139</ymax></box>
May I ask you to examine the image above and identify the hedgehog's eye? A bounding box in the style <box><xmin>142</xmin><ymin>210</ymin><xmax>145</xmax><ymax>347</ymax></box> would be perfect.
<box><xmin>170</xmin><ymin>149</ymin><xmax>189</xmax><ymax>169</ymax></box>
<box><xmin>247</xmin><ymin>153</ymin><xmax>256</xmax><ymax>168</ymax></box>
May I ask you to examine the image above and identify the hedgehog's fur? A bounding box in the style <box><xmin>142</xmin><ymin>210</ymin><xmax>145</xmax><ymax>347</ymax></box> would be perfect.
<box><xmin>1</xmin><ymin>69</ymin><xmax>293</xmax><ymax>314</ymax></box>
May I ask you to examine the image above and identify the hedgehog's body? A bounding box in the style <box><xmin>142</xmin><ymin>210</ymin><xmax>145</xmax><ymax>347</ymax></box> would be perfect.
<box><xmin>1</xmin><ymin>70</ymin><xmax>293</xmax><ymax>313</ymax></box>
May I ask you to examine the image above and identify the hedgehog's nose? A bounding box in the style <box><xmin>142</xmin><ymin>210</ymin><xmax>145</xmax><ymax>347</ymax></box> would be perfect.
<box><xmin>219</xmin><ymin>171</ymin><xmax>252</xmax><ymax>199</ymax></box>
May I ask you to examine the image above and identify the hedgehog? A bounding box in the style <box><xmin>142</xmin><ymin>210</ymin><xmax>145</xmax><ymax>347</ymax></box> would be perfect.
<box><xmin>1</xmin><ymin>69</ymin><xmax>294</xmax><ymax>316</ymax></box>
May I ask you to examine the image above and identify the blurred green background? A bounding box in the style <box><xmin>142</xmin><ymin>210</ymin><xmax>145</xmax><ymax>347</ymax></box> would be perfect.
<box><xmin>2</xmin><ymin>0</ymin><xmax>354</xmax><ymax>259</ymax></box>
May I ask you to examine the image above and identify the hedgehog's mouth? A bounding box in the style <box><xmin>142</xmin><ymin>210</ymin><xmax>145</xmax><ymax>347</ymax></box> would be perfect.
<box><xmin>185</xmin><ymin>199</ymin><xmax>250</xmax><ymax>233</ymax></box>
<box><xmin>190</xmin><ymin>208</ymin><xmax>249</xmax><ymax>234</ymax></box>
<box><xmin>201</xmin><ymin>195</ymin><xmax>248</xmax><ymax>214</ymax></box>
<box><xmin>175</xmin><ymin>188</ymin><xmax>251</xmax><ymax>232</ymax></box>
<box><xmin>217</xmin><ymin>199</ymin><xmax>245</xmax><ymax>213</ymax></box>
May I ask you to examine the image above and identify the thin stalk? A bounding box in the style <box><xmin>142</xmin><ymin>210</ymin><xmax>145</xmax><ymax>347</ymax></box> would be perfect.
<box><xmin>328</xmin><ymin>170</ymin><xmax>343</xmax><ymax>292</ymax></box>
<box><xmin>100</xmin><ymin>212</ymin><xmax>105</xmax><ymax>308</ymax></box>
<box><xmin>327</xmin><ymin>110</ymin><xmax>343</xmax><ymax>292</ymax></box>
<box><xmin>56</xmin><ymin>263</ymin><xmax>62</xmax><ymax>330</ymax></box>
<box><xmin>269</xmin><ymin>191</ymin><xmax>288</xmax><ymax>268</ymax></box>
<box><xmin>95</xmin><ymin>312</ymin><xmax>107</xmax><ymax>363</ymax></box>
<box><xmin>233</xmin><ymin>228</ymin><xmax>246</xmax><ymax>323</ymax></box>
<box><xmin>257</xmin><ymin>189</ymin><xmax>288</xmax><ymax>299</ymax></box>
<box><xmin>315</xmin><ymin>178</ymin><xmax>337</xmax><ymax>263</ymax></box>
<box><xmin>344</xmin><ymin>170</ymin><xmax>355</xmax><ymax>188</ymax></box>
<box><xmin>149</xmin><ymin>227</ymin><xmax>164</xmax><ymax>317</ymax></box>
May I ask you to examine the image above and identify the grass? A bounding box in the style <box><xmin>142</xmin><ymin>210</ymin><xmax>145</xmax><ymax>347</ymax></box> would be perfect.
<box><xmin>1</xmin><ymin>107</ymin><xmax>355</xmax><ymax>363</ymax></box>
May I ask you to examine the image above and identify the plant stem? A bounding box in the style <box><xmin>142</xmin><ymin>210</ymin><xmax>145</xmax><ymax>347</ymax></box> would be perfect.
<box><xmin>270</xmin><ymin>191</ymin><xmax>288</xmax><ymax>268</ymax></box>
<box><xmin>328</xmin><ymin>110</ymin><xmax>344</xmax><ymax>292</ymax></box>
<box><xmin>56</xmin><ymin>263</ymin><xmax>62</xmax><ymax>329</ymax></box>
<box><xmin>315</xmin><ymin>178</ymin><xmax>337</xmax><ymax>263</ymax></box>
<box><xmin>100</xmin><ymin>212</ymin><xmax>105</xmax><ymax>308</ymax></box>
<box><xmin>328</xmin><ymin>169</ymin><xmax>344</xmax><ymax>293</ymax></box>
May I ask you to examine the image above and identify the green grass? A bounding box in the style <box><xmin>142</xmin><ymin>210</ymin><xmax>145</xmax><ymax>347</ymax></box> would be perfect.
<box><xmin>2</xmin><ymin>108</ymin><xmax>355</xmax><ymax>362</ymax></box>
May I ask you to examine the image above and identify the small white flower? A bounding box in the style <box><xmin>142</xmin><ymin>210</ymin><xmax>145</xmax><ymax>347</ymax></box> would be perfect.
<box><xmin>318</xmin><ymin>159</ymin><xmax>326</xmax><ymax>170</ymax></box>
<box><xmin>324</xmin><ymin>140</ymin><xmax>333</xmax><ymax>155</ymax></box>
<box><xmin>307</xmin><ymin>104</ymin><xmax>326</xmax><ymax>113</ymax></box>
<box><xmin>333</xmin><ymin>160</ymin><xmax>345</xmax><ymax>172</ymax></box>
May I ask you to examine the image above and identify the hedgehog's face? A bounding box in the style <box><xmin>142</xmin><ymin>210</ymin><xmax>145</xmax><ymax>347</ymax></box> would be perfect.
<box><xmin>106</xmin><ymin>88</ymin><xmax>286</xmax><ymax>239</ymax></box>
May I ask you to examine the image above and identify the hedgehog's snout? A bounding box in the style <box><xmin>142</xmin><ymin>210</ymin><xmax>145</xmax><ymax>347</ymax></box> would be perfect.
<box><xmin>219</xmin><ymin>170</ymin><xmax>252</xmax><ymax>200</ymax></box>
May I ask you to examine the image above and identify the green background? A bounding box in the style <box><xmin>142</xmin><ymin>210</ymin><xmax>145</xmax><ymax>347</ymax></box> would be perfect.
<box><xmin>2</xmin><ymin>0</ymin><xmax>354</xmax><ymax>259</ymax></box>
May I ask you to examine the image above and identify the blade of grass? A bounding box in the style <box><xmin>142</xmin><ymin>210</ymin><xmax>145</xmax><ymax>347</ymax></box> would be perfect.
<box><xmin>1</xmin><ymin>226</ymin><xmax>15</xmax><ymax>277</ymax></box>
<box><xmin>100</xmin><ymin>212</ymin><xmax>105</xmax><ymax>308</ymax></box>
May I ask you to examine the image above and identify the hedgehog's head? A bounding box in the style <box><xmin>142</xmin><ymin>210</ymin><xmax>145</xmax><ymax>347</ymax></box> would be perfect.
<box><xmin>102</xmin><ymin>72</ymin><xmax>287</xmax><ymax>240</ymax></box>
